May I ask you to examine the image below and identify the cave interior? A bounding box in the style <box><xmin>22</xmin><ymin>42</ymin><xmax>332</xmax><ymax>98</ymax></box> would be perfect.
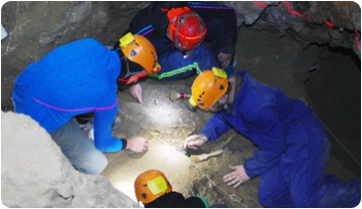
<box><xmin>1</xmin><ymin>1</ymin><xmax>361</xmax><ymax>208</ymax></box>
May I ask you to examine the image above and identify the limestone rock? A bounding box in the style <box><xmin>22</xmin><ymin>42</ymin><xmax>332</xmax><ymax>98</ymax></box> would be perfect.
<box><xmin>1</xmin><ymin>111</ymin><xmax>139</xmax><ymax>208</ymax></box>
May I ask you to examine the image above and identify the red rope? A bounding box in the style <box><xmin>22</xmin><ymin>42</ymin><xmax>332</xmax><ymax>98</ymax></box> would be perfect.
<box><xmin>252</xmin><ymin>1</ymin><xmax>361</xmax><ymax>51</ymax></box>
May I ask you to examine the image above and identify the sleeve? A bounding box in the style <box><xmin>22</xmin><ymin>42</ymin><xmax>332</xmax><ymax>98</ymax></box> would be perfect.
<box><xmin>93</xmin><ymin>101</ymin><xmax>125</xmax><ymax>152</ymax></box>
<box><xmin>201</xmin><ymin>111</ymin><xmax>232</xmax><ymax>141</ymax></box>
<box><xmin>188</xmin><ymin>2</ymin><xmax>238</xmax><ymax>54</ymax></box>
<box><xmin>243</xmin><ymin>106</ymin><xmax>287</xmax><ymax>178</ymax></box>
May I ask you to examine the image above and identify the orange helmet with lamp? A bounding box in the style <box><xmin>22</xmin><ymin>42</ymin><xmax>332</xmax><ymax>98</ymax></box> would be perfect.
<box><xmin>134</xmin><ymin>169</ymin><xmax>173</xmax><ymax>204</ymax></box>
<box><xmin>167</xmin><ymin>7</ymin><xmax>207</xmax><ymax>51</ymax></box>
<box><xmin>119</xmin><ymin>32</ymin><xmax>161</xmax><ymax>74</ymax></box>
<box><xmin>188</xmin><ymin>67</ymin><xmax>228</xmax><ymax>110</ymax></box>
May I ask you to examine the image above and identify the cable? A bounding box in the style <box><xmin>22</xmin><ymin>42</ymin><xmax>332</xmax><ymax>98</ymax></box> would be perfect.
<box><xmin>316</xmin><ymin>114</ymin><xmax>361</xmax><ymax>167</ymax></box>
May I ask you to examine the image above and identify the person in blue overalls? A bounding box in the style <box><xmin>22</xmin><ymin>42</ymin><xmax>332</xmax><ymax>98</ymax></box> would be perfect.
<box><xmin>12</xmin><ymin>33</ymin><xmax>160</xmax><ymax>175</ymax></box>
<box><xmin>114</xmin><ymin>2</ymin><xmax>238</xmax><ymax>103</ymax></box>
<box><xmin>184</xmin><ymin>67</ymin><xmax>361</xmax><ymax>207</ymax></box>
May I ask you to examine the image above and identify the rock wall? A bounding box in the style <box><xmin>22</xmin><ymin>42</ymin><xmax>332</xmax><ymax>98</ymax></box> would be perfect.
<box><xmin>1</xmin><ymin>111</ymin><xmax>139</xmax><ymax>208</ymax></box>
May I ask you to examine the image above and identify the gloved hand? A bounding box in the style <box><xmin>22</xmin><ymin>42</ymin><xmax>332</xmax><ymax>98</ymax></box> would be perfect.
<box><xmin>129</xmin><ymin>82</ymin><xmax>143</xmax><ymax>104</ymax></box>
<box><xmin>183</xmin><ymin>134</ymin><xmax>208</xmax><ymax>150</ymax></box>
<box><xmin>126</xmin><ymin>136</ymin><xmax>149</xmax><ymax>153</ymax></box>
<box><xmin>223</xmin><ymin>165</ymin><xmax>250</xmax><ymax>188</ymax></box>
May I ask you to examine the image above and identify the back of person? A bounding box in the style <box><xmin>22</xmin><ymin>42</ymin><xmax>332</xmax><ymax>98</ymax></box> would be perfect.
<box><xmin>12</xmin><ymin>38</ymin><xmax>120</xmax><ymax>132</ymax></box>
<box><xmin>144</xmin><ymin>191</ymin><xmax>206</xmax><ymax>208</ymax></box>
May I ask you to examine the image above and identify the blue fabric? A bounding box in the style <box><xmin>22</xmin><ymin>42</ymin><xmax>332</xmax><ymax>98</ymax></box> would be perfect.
<box><xmin>201</xmin><ymin>70</ymin><xmax>361</xmax><ymax>207</ymax></box>
<box><xmin>12</xmin><ymin>38</ymin><xmax>125</xmax><ymax>153</ymax></box>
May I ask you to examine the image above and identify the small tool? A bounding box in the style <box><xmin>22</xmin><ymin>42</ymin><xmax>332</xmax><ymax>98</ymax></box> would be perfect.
<box><xmin>169</xmin><ymin>90</ymin><xmax>191</xmax><ymax>102</ymax></box>
<box><xmin>190</xmin><ymin>134</ymin><xmax>235</xmax><ymax>163</ymax></box>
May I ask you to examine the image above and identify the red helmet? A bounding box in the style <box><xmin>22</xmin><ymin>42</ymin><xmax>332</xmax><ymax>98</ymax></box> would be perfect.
<box><xmin>167</xmin><ymin>7</ymin><xmax>207</xmax><ymax>51</ymax></box>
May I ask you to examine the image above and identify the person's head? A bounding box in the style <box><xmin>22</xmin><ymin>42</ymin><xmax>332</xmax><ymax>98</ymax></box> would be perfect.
<box><xmin>134</xmin><ymin>169</ymin><xmax>173</xmax><ymax>204</ymax></box>
<box><xmin>117</xmin><ymin>32</ymin><xmax>161</xmax><ymax>85</ymax></box>
<box><xmin>166</xmin><ymin>7</ymin><xmax>207</xmax><ymax>52</ymax></box>
<box><xmin>188</xmin><ymin>67</ymin><xmax>229</xmax><ymax>112</ymax></box>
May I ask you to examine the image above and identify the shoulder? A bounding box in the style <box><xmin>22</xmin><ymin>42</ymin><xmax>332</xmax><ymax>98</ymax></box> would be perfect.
<box><xmin>76</xmin><ymin>38</ymin><xmax>102</xmax><ymax>46</ymax></box>
<box><xmin>62</xmin><ymin>38</ymin><xmax>103</xmax><ymax>49</ymax></box>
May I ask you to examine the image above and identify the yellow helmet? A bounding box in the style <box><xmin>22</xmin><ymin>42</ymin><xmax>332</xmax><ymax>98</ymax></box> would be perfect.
<box><xmin>119</xmin><ymin>32</ymin><xmax>161</xmax><ymax>74</ymax></box>
<box><xmin>134</xmin><ymin>170</ymin><xmax>173</xmax><ymax>204</ymax></box>
<box><xmin>188</xmin><ymin>67</ymin><xmax>228</xmax><ymax>110</ymax></box>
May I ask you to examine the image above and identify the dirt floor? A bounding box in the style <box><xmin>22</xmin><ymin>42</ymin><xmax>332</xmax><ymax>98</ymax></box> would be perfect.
<box><xmin>100</xmin><ymin>26</ymin><xmax>360</xmax><ymax>207</ymax></box>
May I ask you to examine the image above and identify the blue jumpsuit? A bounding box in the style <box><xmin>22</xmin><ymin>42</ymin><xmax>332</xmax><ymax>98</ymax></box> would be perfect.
<box><xmin>116</xmin><ymin>1</ymin><xmax>238</xmax><ymax>80</ymax></box>
<box><xmin>12</xmin><ymin>38</ymin><xmax>126</xmax><ymax>174</ymax></box>
<box><xmin>201</xmin><ymin>70</ymin><xmax>361</xmax><ymax>207</ymax></box>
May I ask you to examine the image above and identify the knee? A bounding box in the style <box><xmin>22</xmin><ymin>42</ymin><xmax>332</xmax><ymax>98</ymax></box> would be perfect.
<box><xmin>89</xmin><ymin>151</ymin><xmax>108</xmax><ymax>175</ymax></box>
<box><xmin>77</xmin><ymin>151</ymin><xmax>108</xmax><ymax>175</ymax></box>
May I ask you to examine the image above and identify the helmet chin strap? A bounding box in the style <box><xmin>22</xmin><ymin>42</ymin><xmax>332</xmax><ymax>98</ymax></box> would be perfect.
<box><xmin>117</xmin><ymin>49</ymin><xmax>128</xmax><ymax>79</ymax></box>
<box><xmin>119</xmin><ymin>56</ymin><xmax>130</xmax><ymax>79</ymax></box>
<box><xmin>117</xmin><ymin>49</ymin><xmax>145</xmax><ymax>81</ymax></box>
<box><xmin>222</xmin><ymin>82</ymin><xmax>232</xmax><ymax>112</ymax></box>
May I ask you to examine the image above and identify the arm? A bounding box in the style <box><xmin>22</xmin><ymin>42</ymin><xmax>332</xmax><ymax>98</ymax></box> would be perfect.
<box><xmin>243</xmin><ymin>106</ymin><xmax>287</xmax><ymax>178</ymax></box>
<box><xmin>185</xmin><ymin>111</ymin><xmax>231</xmax><ymax>150</ymax></box>
<box><xmin>93</xmin><ymin>103</ymin><xmax>124</xmax><ymax>152</ymax></box>
<box><xmin>201</xmin><ymin>111</ymin><xmax>232</xmax><ymax>141</ymax></box>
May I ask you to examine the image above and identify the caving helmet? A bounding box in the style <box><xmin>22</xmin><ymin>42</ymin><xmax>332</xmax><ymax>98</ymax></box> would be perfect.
<box><xmin>134</xmin><ymin>169</ymin><xmax>173</xmax><ymax>204</ymax></box>
<box><xmin>167</xmin><ymin>7</ymin><xmax>207</xmax><ymax>51</ymax></box>
<box><xmin>188</xmin><ymin>67</ymin><xmax>228</xmax><ymax>110</ymax></box>
<box><xmin>118</xmin><ymin>32</ymin><xmax>161</xmax><ymax>84</ymax></box>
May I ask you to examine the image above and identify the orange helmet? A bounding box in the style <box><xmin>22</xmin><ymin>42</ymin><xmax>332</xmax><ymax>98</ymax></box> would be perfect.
<box><xmin>119</xmin><ymin>32</ymin><xmax>161</xmax><ymax>74</ymax></box>
<box><xmin>167</xmin><ymin>7</ymin><xmax>207</xmax><ymax>51</ymax></box>
<box><xmin>188</xmin><ymin>67</ymin><xmax>228</xmax><ymax>110</ymax></box>
<box><xmin>134</xmin><ymin>170</ymin><xmax>173</xmax><ymax>204</ymax></box>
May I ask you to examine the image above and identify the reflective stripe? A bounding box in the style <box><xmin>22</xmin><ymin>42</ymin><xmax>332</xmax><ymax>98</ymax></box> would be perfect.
<box><xmin>33</xmin><ymin>97</ymin><xmax>118</xmax><ymax>112</ymax></box>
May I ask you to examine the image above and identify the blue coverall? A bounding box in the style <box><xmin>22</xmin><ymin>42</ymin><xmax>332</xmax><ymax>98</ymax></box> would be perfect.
<box><xmin>201</xmin><ymin>70</ymin><xmax>361</xmax><ymax>207</ymax></box>
<box><xmin>115</xmin><ymin>1</ymin><xmax>238</xmax><ymax>80</ymax></box>
<box><xmin>12</xmin><ymin>38</ymin><xmax>126</xmax><ymax>174</ymax></box>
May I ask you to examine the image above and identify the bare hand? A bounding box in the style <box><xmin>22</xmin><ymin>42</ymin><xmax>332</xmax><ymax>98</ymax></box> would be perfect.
<box><xmin>218</xmin><ymin>52</ymin><xmax>233</xmax><ymax>68</ymax></box>
<box><xmin>223</xmin><ymin>165</ymin><xmax>250</xmax><ymax>188</ymax></box>
<box><xmin>184</xmin><ymin>134</ymin><xmax>208</xmax><ymax>150</ymax></box>
<box><xmin>125</xmin><ymin>136</ymin><xmax>149</xmax><ymax>153</ymax></box>
<box><xmin>129</xmin><ymin>83</ymin><xmax>143</xmax><ymax>104</ymax></box>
